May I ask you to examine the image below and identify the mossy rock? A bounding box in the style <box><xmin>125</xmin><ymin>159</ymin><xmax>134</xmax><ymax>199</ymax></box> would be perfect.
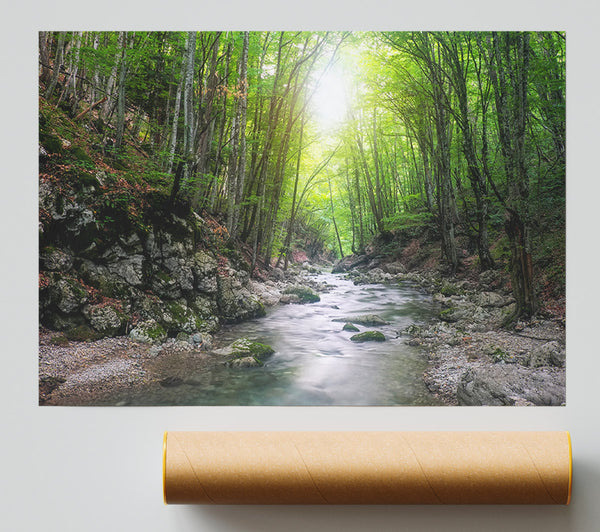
<box><xmin>176</xmin><ymin>332</ymin><xmax>190</xmax><ymax>342</ymax></box>
<box><xmin>73</xmin><ymin>172</ymin><xmax>101</xmax><ymax>191</ymax></box>
<box><xmin>86</xmin><ymin>303</ymin><xmax>129</xmax><ymax>337</ymax></box>
<box><xmin>129</xmin><ymin>319</ymin><xmax>167</xmax><ymax>344</ymax></box>
<box><xmin>440</xmin><ymin>281</ymin><xmax>460</xmax><ymax>297</ymax></box>
<box><xmin>49</xmin><ymin>334</ymin><xmax>70</xmax><ymax>346</ymax></box>
<box><xmin>350</xmin><ymin>331</ymin><xmax>386</xmax><ymax>343</ymax></box>
<box><xmin>283</xmin><ymin>285</ymin><xmax>320</xmax><ymax>303</ymax></box>
<box><xmin>228</xmin><ymin>356</ymin><xmax>264</xmax><ymax>368</ymax></box>
<box><xmin>230</xmin><ymin>339</ymin><xmax>275</xmax><ymax>360</ymax></box>
<box><xmin>163</xmin><ymin>301</ymin><xmax>200</xmax><ymax>334</ymax></box>
<box><xmin>68</xmin><ymin>145</ymin><xmax>94</xmax><ymax>166</ymax></box>
<box><xmin>39</xmin><ymin>131</ymin><xmax>63</xmax><ymax>155</ymax></box>
<box><xmin>65</xmin><ymin>324</ymin><xmax>102</xmax><ymax>342</ymax></box>
<box><xmin>439</xmin><ymin>307</ymin><xmax>459</xmax><ymax>322</ymax></box>
<box><xmin>342</xmin><ymin>322</ymin><xmax>360</xmax><ymax>332</ymax></box>
<box><xmin>217</xmin><ymin>338</ymin><xmax>275</xmax><ymax>366</ymax></box>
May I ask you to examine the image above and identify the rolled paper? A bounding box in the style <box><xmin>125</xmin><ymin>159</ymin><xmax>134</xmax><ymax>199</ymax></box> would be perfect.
<box><xmin>163</xmin><ymin>431</ymin><xmax>572</xmax><ymax>505</ymax></box>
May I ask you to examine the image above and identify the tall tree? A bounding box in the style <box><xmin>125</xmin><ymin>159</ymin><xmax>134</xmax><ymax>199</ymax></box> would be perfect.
<box><xmin>487</xmin><ymin>32</ymin><xmax>536</xmax><ymax>317</ymax></box>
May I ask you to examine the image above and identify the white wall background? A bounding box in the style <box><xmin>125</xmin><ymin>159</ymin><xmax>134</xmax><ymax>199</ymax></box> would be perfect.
<box><xmin>2</xmin><ymin>1</ymin><xmax>599</xmax><ymax>530</ymax></box>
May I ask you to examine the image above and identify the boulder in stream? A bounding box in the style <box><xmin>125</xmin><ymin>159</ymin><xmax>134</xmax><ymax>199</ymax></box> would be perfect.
<box><xmin>350</xmin><ymin>331</ymin><xmax>386</xmax><ymax>343</ymax></box>
<box><xmin>216</xmin><ymin>338</ymin><xmax>275</xmax><ymax>368</ymax></box>
<box><xmin>281</xmin><ymin>285</ymin><xmax>320</xmax><ymax>304</ymax></box>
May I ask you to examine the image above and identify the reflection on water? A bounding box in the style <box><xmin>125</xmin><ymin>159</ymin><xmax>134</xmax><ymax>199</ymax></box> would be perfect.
<box><xmin>114</xmin><ymin>272</ymin><xmax>442</xmax><ymax>406</ymax></box>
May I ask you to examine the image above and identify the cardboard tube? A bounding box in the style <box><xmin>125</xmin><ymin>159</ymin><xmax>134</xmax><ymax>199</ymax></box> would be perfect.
<box><xmin>163</xmin><ymin>431</ymin><xmax>572</xmax><ymax>505</ymax></box>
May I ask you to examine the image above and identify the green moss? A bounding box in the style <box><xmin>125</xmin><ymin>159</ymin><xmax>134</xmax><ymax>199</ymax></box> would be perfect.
<box><xmin>439</xmin><ymin>307</ymin><xmax>458</xmax><ymax>322</ymax></box>
<box><xmin>40</xmin><ymin>131</ymin><xmax>63</xmax><ymax>154</ymax></box>
<box><xmin>440</xmin><ymin>282</ymin><xmax>460</xmax><ymax>297</ymax></box>
<box><xmin>109</xmin><ymin>156</ymin><xmax>128</xmax><ymax>171</ymax></box>
<box><xmin>254</xmin><ymin>300</ymin><xmax>266</xmax><ymax>317</ymax></box>
<box><xmin>230</xmin><ymin>339</ymin><xmax>275</xmax><ymax>360</ymax></box>
<box><xmin>156</xmin><ymin>270</ymin><xmax>173</xmax><ymax>283</ymax></box>
<box><xmin>350</xmin><ymin>331</ymin><xmax>386</xmax><ymax>342</ymax></box>
<box><xmin>50</xmin><ymin>334</ymin><xmax>70</xmax><ymax>346</ymax></box>
<box><xmin>65</xmin><ymin>325</ymin><xmax>101</xmax><ymax>342</ymax></box>
<box><xmin>167</xmin><ymin>301</ymin><xmax>187</xmax><ymax>322</ymax></box>
<box><xmin>74</xmin><ymin>172</ymin><xmax>101</xmax><ymax>190</ymax></box>
<box><xmin>68</xmin><ymin>146</ymin><xmax>94</xmax><ymax>166</ymax></box>
<box><xmin>64</xmin><ymin>278</ymin><xmax>88</xmax><ymax>300</ymax></box>
<box><xmin>145</xmin><ymin>322</ymin><xmax>167</xmax><ymax>340</ymax></box>
<box><xmin>343</xmin><ymin>322</ymin><xmax>360</xmax><ymax>332</ymax></box>
<box><xmin>95</xmin><ymin>276</ymin><xmax>131</xmax><ymax>300</ymax></box>
<box><xmin>41</xmin><ymin>245</ymin><xmax>56</xmax><ymax>254</ymax></box>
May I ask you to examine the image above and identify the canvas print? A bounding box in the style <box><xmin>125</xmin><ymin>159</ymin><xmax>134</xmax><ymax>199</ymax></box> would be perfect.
<box><xmin>38</xmin><ymin>31</ymin><xmax>566</xmax><ymax>406</ymax></box>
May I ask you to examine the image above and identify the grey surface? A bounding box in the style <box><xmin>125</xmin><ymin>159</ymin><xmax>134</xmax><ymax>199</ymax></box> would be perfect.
<box><xmin>2</xmin><ymin>0</ymin><xmax>599</xmax><ymax>530</ymax></box>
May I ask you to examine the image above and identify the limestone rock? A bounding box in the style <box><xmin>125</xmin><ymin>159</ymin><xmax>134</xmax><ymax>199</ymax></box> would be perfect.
<box><xmin>218</xmin><ymin>338</ymin><xmax>274</xmax><ymax>358</ymax></box>
<box><xmin>84</xmin><ymin>304</ymin><xmax>127</xmax><ymax>336</ymax></box>
<box><xmin>48</xmin><ymin>276</ymin><xmax>88</xmax><ymax>314</ymax></box>
<box><xmin>129</xmin><ymin>319</ymin><xmax>167</xmax><ymax>344</ymax></box>
<box><xmin>382</xmin><ymin>261</ymin><xmax>407</xmax><ymax>275</ymax></box>
<box><xmin>527</xmin><ymin>341</ymin><xmax>565</xmax><ymax>368</ymax></box>
<box><xmin>40</xmin><ymin>248</ymin><xmax>74</xmax><ymax>272</ymax></box>
<box><xmin>228</xmin><ymin>356</ymin><xmax>263</xmax><ymax>368</ymax></box>
<box><xmin>457</xmin><ymin>365</ymin><xmax>565</xmax><ymax>406</ymax></box>
<box><xmin>475</xmin><ymin>291</ymin><xmax>511</xmax><ymax>308</ymax></box>
<box><xmin>217</xmin><ymin>277</ymin><xmax>266</xmax><ymax>322</ymax></box>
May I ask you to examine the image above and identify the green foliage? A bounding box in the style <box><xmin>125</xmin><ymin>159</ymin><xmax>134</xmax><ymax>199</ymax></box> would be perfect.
<box><xmin>490</xmin><ymin>347</ymin><xmax>512</xmax><ymax>364</ymax></box>
<box><xmin>382</xmin><ymin>211</ymin><xmax>434</xmax><ymax>232</ymax></box>
<box><xmin>38</xmin><ymin>31</ymin><xmax>565</xmax><ymax>318</ymax></box>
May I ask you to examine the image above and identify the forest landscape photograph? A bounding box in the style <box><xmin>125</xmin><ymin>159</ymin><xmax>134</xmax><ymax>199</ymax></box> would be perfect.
<box><xmin>38</xmin><ymin>31</ymin><xmax>566</xmax><ymax>406</ymax></box>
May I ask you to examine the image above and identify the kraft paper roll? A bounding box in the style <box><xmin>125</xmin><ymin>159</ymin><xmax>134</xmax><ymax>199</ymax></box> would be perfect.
<box><xmin>163</xmin><ymin>431</ymin><xmax>572</xmax><ymax>505</ymax></box>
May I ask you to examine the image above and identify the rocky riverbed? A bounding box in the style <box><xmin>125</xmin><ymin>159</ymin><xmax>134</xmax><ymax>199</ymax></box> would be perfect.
<box><xmin>40</xmin><ymin>244</ymin><xmax>566</xmax><ymax>407</ymax></box>
<box><xmin>39</xmin><ymin>264</ymin><xmax>328</xmax><ymax>405</ymax></box>
<box><xmin>337</xmin><ymin>255</ymin><xmax>566</xmax><ymax>406</ymax></box>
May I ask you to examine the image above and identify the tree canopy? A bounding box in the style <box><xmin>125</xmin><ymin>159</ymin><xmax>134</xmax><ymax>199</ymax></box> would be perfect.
<box><xmin>39</xmin><ymin>31</ymin><xmax>565</xmax><ymax>320</ymax></box>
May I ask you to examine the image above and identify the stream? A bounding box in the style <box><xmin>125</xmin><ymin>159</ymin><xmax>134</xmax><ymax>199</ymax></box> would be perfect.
<box><xmin>117</xmin><ymin>272</ymin><xmax>442</xmax><ymax>406</ymax></box>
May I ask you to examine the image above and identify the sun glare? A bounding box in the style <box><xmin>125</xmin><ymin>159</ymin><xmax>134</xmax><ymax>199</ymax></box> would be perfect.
<box><xmin>312</xmin><ymin>66</ymin><xmax>349</xmax><ymax>130</ymax></box>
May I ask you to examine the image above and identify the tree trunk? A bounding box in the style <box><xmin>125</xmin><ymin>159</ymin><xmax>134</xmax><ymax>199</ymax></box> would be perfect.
<box><xmin>488</xmin><ymin>31</ymin><xmax>536</xmax><ymax>318</ymax></box>
<box><xmin>166</xmin><ymin>54</ymin><xmax>184</xmax><ymax>174</ymax></box>
<box><xmin>45</xmin><ymin>32</ymin><xmax>66</xmax><ymax>100</ymax></box>
<box><xmin>114</xmin><ymin>32</ymin><xmax>128</xmax><ymax>151</ymax></box>
<box><xmin>39</xmin><ymin>32</ymin><xmax>51</xmax><ymax>83</ymax></box>
<box><xmin>328</xmin><ymin>177</ymin><xmax>344</xmax><ymax>259</ymax></box>
<box><xmin>182</xmin><ymin>31</ymin><xmax>196</xmax><ymax>182</ymax></box>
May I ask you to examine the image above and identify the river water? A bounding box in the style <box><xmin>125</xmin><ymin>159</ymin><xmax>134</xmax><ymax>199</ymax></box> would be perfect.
<box><xmin>119</xmin><ymin>272</ymin><xmax>442</xmax><ymax>406</ymax></box>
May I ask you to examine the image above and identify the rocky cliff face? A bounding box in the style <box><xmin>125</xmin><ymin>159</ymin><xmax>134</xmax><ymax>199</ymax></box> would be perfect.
<box><xmin>39</xmin><ymin>177</ymin><xmax>265</xmax><ymax>343</ymax></box>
